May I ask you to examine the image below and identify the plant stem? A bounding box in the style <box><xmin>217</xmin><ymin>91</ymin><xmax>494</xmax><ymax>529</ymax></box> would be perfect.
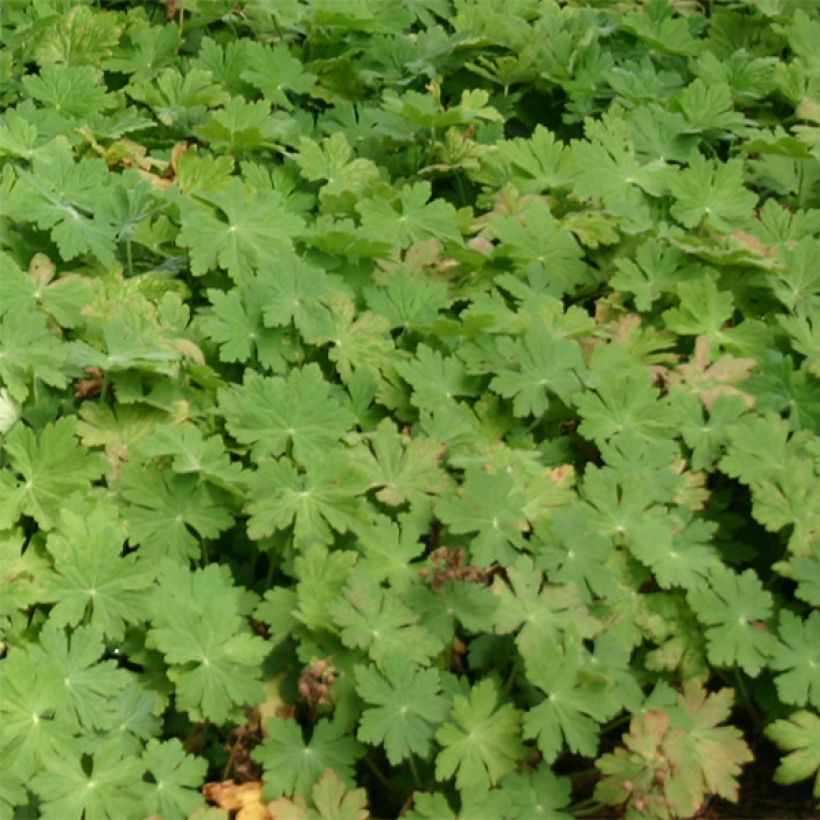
<box><xmin>408</xmin><ymin>753</ymin><xmax>422</xmax><ymax>788</ymax></box>
<box><xmin>503</xmin><ymin>657</ymin><xmax>520</xmax><ymax>692</ymax></box>
<box><xmin>733</xmin><ymin>668</ymin><xmax>761</xmax><ymax>728</ymax></box>
<box><xmin>571</xmin><ymin>798</ymin><xmax>607</xmax><ymax>816</ymax></box>
<box><xmin>264</xmin><ymin>553</ymin><xmax>276</xmax><ymax>589</ymax></box>
<box><xmin>363</xmin><ymin>754</ymin><xmax>391</xmax><ymax>790</ymax></box>
<box><xmin>455</xmin><ymin>172</ymin><xmax>468</xmax><ymax>207</ymax></box>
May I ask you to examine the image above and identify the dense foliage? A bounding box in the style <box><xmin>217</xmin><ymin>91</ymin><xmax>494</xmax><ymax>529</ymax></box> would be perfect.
<box><xmin>1</xmin><ymin>0</ymin><xmax>819</xmax><ymax>817</ymax></box>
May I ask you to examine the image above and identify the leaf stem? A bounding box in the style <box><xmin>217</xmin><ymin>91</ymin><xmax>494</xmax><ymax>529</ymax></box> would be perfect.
<box><xmin>503</xmin><ymin>656</ymin><xmax>520</xmax><ymax>692</ymax></box>
<box><xmin>264</xmin><ymin>553</ymin><xmax>276</xmax><ymax>589</ymax></box>
<box><xmin>408</xmin><ymin>753</ymin><xmax>422</xmax><ymax>788</ymax></box>
<box><xmin>363</xmin><ymin>754</ymin><xmax>391</xmax><ymax>790</ymax></box>
<box><xmin>571</xmin><ymin>798</ymin><xmax>607</xmax><ymax>816</ymax></box>
<box><xmin>733</xmin><ymin>668</ymin><xmax>761</xmax><ymax>729</ymax></box>
<box><xmin>455</xmin><ymin>172</ymin><xmax>468</xmax><ymax>208</ymax></box>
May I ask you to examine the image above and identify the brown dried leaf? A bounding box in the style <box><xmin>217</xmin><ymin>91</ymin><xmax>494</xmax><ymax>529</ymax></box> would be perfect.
<box><xmin>203</xmin><ymin>781</ymin><xmax>270</xmax><ymax>820</ymax></box>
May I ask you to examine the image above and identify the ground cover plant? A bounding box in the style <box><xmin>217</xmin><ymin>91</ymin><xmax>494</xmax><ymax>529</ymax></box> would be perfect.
<box><xmin>0</xmin><ymin>0</ymin><xmax>819</xmax><ymax>817</ymax></box>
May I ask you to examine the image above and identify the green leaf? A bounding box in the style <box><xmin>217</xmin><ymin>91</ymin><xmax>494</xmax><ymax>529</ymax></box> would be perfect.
<box><xmin>357</xmin><ymin>181</ymin><xmax>462</xmax><ymax>249</ymax></box>
<box><xmin>135</xmin><ymin>423</ymin><xmax>245</xmax><ymax>491</ymax></box>
<box><xmin>771</xmin><ymin>610</ymin><xmax>820</xmax><ymax>709</ymax></box>
<box><xmin>0</xmin><ymin>310</ymin><xmax>69</xmax><ymax>402</ymax></box>
<box><xmin>14</xmin><ymin>141</ymin><xmax>118</xmax><ymax>265</ymax></box>
<box><xmin>353</xmin><ymin>513</ymin><xmax>425</xmax><ymax>593</ymax></box>
<box><xmin>23</xmin><ymin>63</ymin><xmax>115</xmax><ymax>119</ymax></box>
<box><xmin>119</xmin><ymin>465</ymin><xmax>233</xmax><ymax>562</ymax></box>
<box><xmin>669</xmin><ymin>152</ymin><xmax>758</xmax><ymax>230</ymax></box>
<box><xmin>44</xmin><ymin>504</ymin><xmax>154</xmax><ymax>641</ymax></box>
<box><xmin>147</xmin><ymin>560</ymin><xmax>268</xmax><ymax>723</ymax></box>
<box><xmin>255</xmin><ymin>717</ymin><xmax>363</xmax><ymax>799</ymax></box>
<box><xmin>365</xmin><ymin>269</ymin><xmax>449</xmax><ymax>331</ymax></box>
<box><xmin>496</xmin><ymin>765</ymin><xmax>572</xmax><ymax>818</ymax></box>
<box><xmin>435</xmin><ymin>678</ymin><xmax>525</xmax><ymax>791</ymax></box>
<box><xmin>522</xmin><ymin>636</ymin><xmax>614</xmax><ymax>762</ymax></box>
<box><xmin>436</xmin><ymin>466</ymin><xmax>529</xmax><ymax>566</ymax></box>
<box><xmin>33</xmin><ymin>623</ymin><xmax>130</xmax><ymax>731</ymax></box>
<box><xmin>766</xmin><ymin>711</ymin><xmax>820</xmax><ymax>798</ymax></box>
<box><xmin>245</xmin><ymin>455</ymin><xmax>369</xmax><ymax>545</ymax></box>
<box><xmin>791</xmin><ymin>556</ymin><xmax>820</xmax><ymax>607</ymax></box>
<box><xmin>536</xmin><ymin>503</ymin><xmax>617</xmax><ymax>602</ymax></box>
<box><xmin>292</xmin><ymin>544</ymin><xmax>358</xmax><ymax>632</ymax></box>
<box><xmin>397</xmin><ymin>344</ymin><xmax>479</xmax><ymax>412</ymax></box>
<box><xmin>574</xmin><ymin>366</ymin><xmax>678</xmax><ymax>447</ymax></box>
<box><xmin>219</xmin><ymin>365</ymin><xmax>355</xmax><ymax>466</ymax></box>
<box><xmin>31</xmin><ymin>750</ymin><xmax>147</xmax><ymax>820</ymax></box>
<box><xmin>242</xmin><ymin>42</ymin><xmax>316</xmax><ymax>109</ymax></box>
<box><xmin>200</xmin><ymin>280</ymin><xmax>295</xmax><ymax>372</ymax></box>
<box><xmin>492</xmin><ymin>555</ymin><xmax>598</xmax><ymax>657</ymax></box>
<box><xmin>687</xmin><ymin>566</ymin><xmax>778</xmax><ymax>676</ymax></box>
<box><xmin>675</xmin><ymin>78</ymin><xmax>749</xmax><ymax>135</ymax></box>
<box><xmin>331</xmin><ymin>574</ymin><xmax>443</xmax><ymax>667</ymax></box>
<box><xmin>355</xmin><ymin>656</ymin><xmax>448</xmax><ymax>764</ymax></box>
<box><xmin>293</xmin><ymin>133</ymin><xmax>379</xmax><ymax>210</ymax></box>
<box><xmin>489</xmin><ymin>325</ymin><xmax>584</xmax><ymax>417</ymax></box>
<box><xmin>350</xmin><ymin>419</ymin><xmax>451</xmax><ymax>507</ymax></box>
<box><xmin>176</xmin><ymin>179</ymin><xmax>304</xmax><ymax>282</ymax></box>
<box><xmin>490</xmin><ymin>200</ymin><xmax>591</xmax><ymax>296</ymax></box>
<box><xmin>299</xmin><ymin>294</ymin><xmax>396</xmax><ymax>383</ymax></box>
<box><xmin>142</xmin><ymin>738</ymin><xmax>207</xmax><ymax>820</ymax></box>
<box><xmin>0</xmin><ymin>643</ymin><xmax>80</xmax><ymax>780</ymax></box>
<box><xmin>611</xmin><ymin>238</ymin><xmax>698</xmax><ymax>311</ymax></box>
<box><xmin>194</xmin><ymin>96</ymin><xmax>295</xmax><ymax>153</ymax></box>
<box><xmin>0</xmin><ymin>418</ymin><xmax>106</xmax><ymax>530</ymax></box>
<box><xmin>663</xmin><ymin>277</ymin><xmax>735</xmax><ymax>344</ymax></box>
